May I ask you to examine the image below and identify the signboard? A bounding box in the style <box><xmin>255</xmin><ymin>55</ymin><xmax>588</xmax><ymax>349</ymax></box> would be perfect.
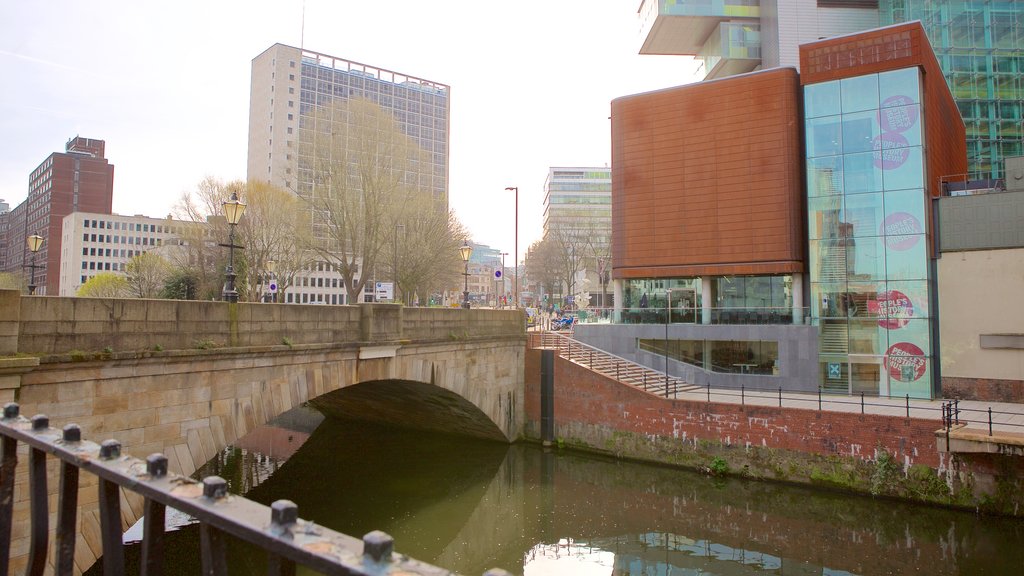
<box><xmin>375</xmin><ymin>282</ymin><xmax>394</xmax><ymax>301</ymax></box>
<box><xmin>827</xmin><ymin>362</ymin><xmax>843</xmax><ymax>380</ymax></box>
<box><xmin>494</xmin><ymin>270</ymin><xmax>502</xmax><ymax>279</ymax></box>
<box><xmin>268</xmin><ymin>281</ymin><xmax>278</xmax><ymax>294</ymax></box>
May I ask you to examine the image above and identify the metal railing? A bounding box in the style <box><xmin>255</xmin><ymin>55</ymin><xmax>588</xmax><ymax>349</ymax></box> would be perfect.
<box><xmin>559</xmin><ymin>306</ymin><xmax>810</xmax><ymax>326</ymax></box>
<box><xmin>0</xmin><ymin>403</ymin><xmax>511</xmax><ymax>576</ymax></box>
<box><xmin>530</xmin><ymin>332</ymin><xmax>1024</xmax><ymax>437</ymax></box>
<box><xmin>529</xmin><ymin>332</ymin><xmax>700</xmax><ymax>398</ymax></box>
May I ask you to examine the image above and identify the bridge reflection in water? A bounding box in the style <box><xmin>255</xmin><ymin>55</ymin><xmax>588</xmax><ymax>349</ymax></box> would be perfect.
<box><xmin>109</xmin><ymin>405</ymin><xmax>1024</xmax><ymax>576</ymax></box>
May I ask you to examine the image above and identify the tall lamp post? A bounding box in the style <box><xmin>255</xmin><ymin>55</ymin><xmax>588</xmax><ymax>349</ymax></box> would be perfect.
<box><xmin>394</xmin><ymin>224</ymin><xmax>405</xmax><ymax>304</ymax></box>
<box><xmin>503</xmin><ymin>186</ymin><xmax>518</xmax><ymax>307</ymax></box>
<box><xmin>26</xmin><ymin>233</ymin><xmax>44</xmax><ymax>295</ymax></box>
<box><xmin>459</xmin><ymin>241</ymin><xmax>473</xmax><ymax>309</ymax></box>
<box><xmin>265</xmin><ymin>259</ymin><xmax>276</xmax><ymax>303</ymax></box>
<box><xmin>221</xmin><ymin>192</ymin><xmax>247</xmax><ymax>303</ymax></box>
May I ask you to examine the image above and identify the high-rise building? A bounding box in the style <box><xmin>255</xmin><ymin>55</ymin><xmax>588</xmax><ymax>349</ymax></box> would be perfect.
<box><xmin>636</xmin><ymin>0</ymin><xmax>1023</xmax><ymax>177</ymax></box>
<box><xmin>246</xmin><ymin>44</ymin><xmax>451</xmax><ymax>304</ymax></box>
<box><xmin>1</xmin><ymin>136</ymin><xmax>114</xmax><ymax>294</ymax></box>
<box><xmin>247</xmin><ymin>43</ymin><xmax>450</xmax><ymax>203</ymax></box>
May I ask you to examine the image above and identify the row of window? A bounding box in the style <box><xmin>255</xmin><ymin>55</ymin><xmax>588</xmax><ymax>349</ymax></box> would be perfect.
<box><xmin>81</xmin><ymin>260</ymin><xmax>125</xmax><ymax>271</ymax></box>
<box><xmin>82</xmin><ymin>233</ymin><xmax>164</xmax><ymax>247</ymax></box>
<box><xmin>81</xmin><ymin>247</ymin><xmax>150</xmax><ymax>258</ymax></box>
<box><xmin>83</xmin><ymin>219</ymin><xmax>177</xmax><ymax>234</ymax></box>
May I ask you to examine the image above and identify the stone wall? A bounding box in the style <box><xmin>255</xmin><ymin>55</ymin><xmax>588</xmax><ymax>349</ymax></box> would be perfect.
<box><xmin>2</xmin><ymin>290</ymin><xmax>525</xmax><ymax>356</ymax></box>
<box><xmin>524</xmin><ymin>348</ymin><xmax>1024</xmax><ymax>516</ymax></box>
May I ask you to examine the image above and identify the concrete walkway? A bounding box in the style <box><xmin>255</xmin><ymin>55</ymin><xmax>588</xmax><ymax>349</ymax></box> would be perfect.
<box><xmin>530</xmin><ymin>331</ymin><xmax>1024</xmax><ymax>437</ymax></box>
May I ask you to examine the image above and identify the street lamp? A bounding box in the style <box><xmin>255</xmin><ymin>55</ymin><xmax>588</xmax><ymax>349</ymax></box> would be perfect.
<box><xmin>265</xmin><ymin>259</ymin><xmax>276</xmax><ymax>303</ymax></box>
<box><xmin>221</xmin><ymin>192</ymin><xmax>247</xmax><ymax>303</ymax></box>
<box><xmin>503</xmin><ymin>186</ymin><xmax>518</xmax><ymax>307</ymax></box>
<box><xmin>394</xmin><ymin>224</ymin><xmax>405</xmax><ymax>304</ymax></box>
<box><xmin>26</xmin><ymin>233</ymin><xmax>44</xmax><ymax>295</ymax></box>
<box><xmin>459</xmin><ymin>241</ymin><xmax>473</xmax><ymax>309</ymax></box>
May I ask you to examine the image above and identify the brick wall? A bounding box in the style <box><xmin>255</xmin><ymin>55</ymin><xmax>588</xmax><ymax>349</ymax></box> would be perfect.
<box><xmin>526</xmin><ymin>348</ymin><xmax>941</xmax><ymax>468</ymax></box>
<box><xmin>943</xmin><ymin>377</ymin><xmax>1024</xmax><ymax>404</ymax></box>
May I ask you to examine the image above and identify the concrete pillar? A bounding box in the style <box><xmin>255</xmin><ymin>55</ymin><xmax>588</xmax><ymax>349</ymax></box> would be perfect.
<box><xmin>612</xmin><ymin>279</ymin><xmax>624</xmax><ymax>323</ymax></box>
<box><xmin>0</xmin><ymin>289</ymin><xmax>20</xmax><ymax>355</ymax></box>
<box><xmin>701</xmin><ymin>277</ymin><xmax>713</xmax><ymax>325</ymax></box>
<box><xmin>791</xmin><ymin>273</ymin><xmax>805</xmax><ymax>324</ymax></box>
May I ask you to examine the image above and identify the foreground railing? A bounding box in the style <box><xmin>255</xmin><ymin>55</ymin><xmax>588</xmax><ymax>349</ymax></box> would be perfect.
<box><xmin>0</xmin><ymin>403</ymin><xmax>510</xmax><ymax>576</ymax></box>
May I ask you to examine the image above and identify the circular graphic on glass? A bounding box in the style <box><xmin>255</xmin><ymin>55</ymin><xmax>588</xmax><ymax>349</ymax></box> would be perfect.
<box><xmin>873</xmin><ymin>132</ymin><xmax>911</xmax><ymax>169</ymax></box>
<box><xmin>878</xmin><ymin>96</ymin><xmax>919</xmax><ymax>133</ymax></box>
<box><xmin>873</xmin><ymin>290</ymin><xmax>914</xmax><ymax>329</ymax></box>
<box><xmin>880</xmin><ymin>211</ymin><xmax>922</xmax><ymax>250</ymax></box>
<box><xmin>885</xmin><ymin>342</ymin><xmax>927</xmax><ymax>383</ymax></box>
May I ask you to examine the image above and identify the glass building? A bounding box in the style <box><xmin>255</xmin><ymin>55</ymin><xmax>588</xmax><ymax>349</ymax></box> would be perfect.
<box><xmin>881</xmin><ymin>0</ymin><xmax>1024</xmax><ymax>180</ymax></box>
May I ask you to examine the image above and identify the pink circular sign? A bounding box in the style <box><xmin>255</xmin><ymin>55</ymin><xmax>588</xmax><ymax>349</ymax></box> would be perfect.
<box><xmin>885</xmin><ymin>342</ymin><xmax>927</xmax><ymax>382</ymax></box>
<box><xmin>880</xmin><ymin>211</ymin><xmax>922</xmax><ymax>250</ymax></box>
<box><xmin>873</xmin><ymin>132</ymin><xmax>910</xmax><ymax>169</ymax></box>
<box><xmin>874</xmin><ymin>290</ymin><xmax>913</xmax><ymax>329</ymax></box>
<box><xmin>878</xmin><ymin>96</ymin><xmax>918</xmax><ymax>133</ymax></box>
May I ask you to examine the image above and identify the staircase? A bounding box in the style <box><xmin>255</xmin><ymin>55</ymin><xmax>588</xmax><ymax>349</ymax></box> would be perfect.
<box><xmin>528</xmin><ymin>332</ymin><xmax>703</xmax><ymax>399</ymax></box>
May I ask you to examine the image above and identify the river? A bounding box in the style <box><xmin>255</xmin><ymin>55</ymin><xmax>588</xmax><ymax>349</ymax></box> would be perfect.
<box><xmin>100</xmin><ymin>405</ymin><xmax>1024</xmax><ymax>575</ymax></box>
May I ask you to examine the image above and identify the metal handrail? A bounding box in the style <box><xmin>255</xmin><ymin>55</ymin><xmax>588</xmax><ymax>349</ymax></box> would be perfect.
<box><xmin>0</xmin><ymin>403</ymin><xmax>511</xmax><ymax>576</ymax></box>
<box><xmin>529</xmin><ymin>332</ymin><xmax>700</xmax><ymax>398</ymax></box>
<box><xmin>529</xmin><ymin>332</ymin><xmax>1024</xmax><ymax>436</ymax></box>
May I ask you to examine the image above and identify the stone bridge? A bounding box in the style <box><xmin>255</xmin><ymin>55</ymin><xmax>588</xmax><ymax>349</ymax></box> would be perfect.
<box><xmin>0</xmin><ymin>290</ymin><xmax>526</xmax><ymax>573</ymax></box>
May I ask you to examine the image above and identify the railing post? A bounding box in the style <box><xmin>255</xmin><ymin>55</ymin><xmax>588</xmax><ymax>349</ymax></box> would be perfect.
<box><xmin>56</xmin><ymin>424</ymin><xmax>82</xmax><ymax>576</ymax></box>
<box><xmin>0</xmin><ymin>403</ymin><xmax>21</xmax><ymax>574</ymax></box>
<box><xmin>741</xmin><ymin>384</ymin><xmax>745</xmax><ymax>406</ymax></box>
<box><xmin>778</xmin><ymin>387</ymin><xmax>782</xmax><ymax>408</ymax></box>
<box><xmin>707</xmin><ymin>384</ymin><xmax>711</xmax><ymax>403</ymax></box>
<box><xmin>268</xmin><ymin>500</ymin><xmax>299</xmax><ymax>576</ymax></box>
<box><xmin>989</xmin><ymin>407</ymin><xmax>993</xmax><ymax>437</ymax></box>
<box><xmin>818</xmin><ymin>387</ymin><xmax>822</xmax><ymax>411</ymax></box>
<box><xmin>141</xmin><ymin>454</ymin><xmax>169</xmax><ymax>576</ymax></box>
<box><xmin>200</xmin><ymin>477</ymin><xmax>229</xmax><ymax>575</ymax></box>
<box><xmin>860</xmin><ymin>392</ymin><xmax>865</xmax><ymax>415</ymax></box>
<box><xmin>954</xmin><ymin>399</ymin><xmax>960</xmax><ymax>425</ymax></box>
<box><xmin>906</xmin><ymin>394</ymin><xmax>910</xmax><ymax>418</ymax></box>
<box><xmin>99</xmin><ymin>440</ymin><xmax>125</xmax><ymax>576</ymax></box>
<box><xmin>28</xmin><ymin>415</ymin><xmax>50</xmax><ymax>576</ymax></box>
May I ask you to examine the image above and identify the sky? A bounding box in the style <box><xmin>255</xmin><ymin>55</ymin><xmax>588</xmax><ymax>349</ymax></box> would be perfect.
<box><xmin>0</xmin><ymin>1</ymin><xmax>699</xmax><ymax>264</ymax></box>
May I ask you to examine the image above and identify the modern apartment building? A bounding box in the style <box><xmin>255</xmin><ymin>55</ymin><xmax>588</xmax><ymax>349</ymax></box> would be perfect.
<box><xmin>636</xmin><ymin>0</ymin><xmax>1024</xmax><ymax>177</ymax></box>
<box><xmin>57</xmin><ymin>212</ymin><xmax>185</xmax><ymax>296</ymax></box>
<box><xmin>246</xmin><ymin>44</ymin><xmax>451</xmax><ymax>304</ymax></box>
<box><xmin>0</xmin><ymin>136</ymin><xmax>114</xmax><ymax>294</ymax></box>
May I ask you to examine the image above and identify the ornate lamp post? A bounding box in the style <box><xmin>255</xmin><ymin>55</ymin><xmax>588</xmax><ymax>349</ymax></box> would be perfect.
<box><xmin>459</xmin><ymin>241</ymin><xmax>473</xmax><ymax>309</ymax></box>
<box><xmin>503</xmin><ymin>187</ymin><xmax>518</xmax><ymax>307</ymax></box>
<box><xmin>221</xmin><ymin>192</ymin><xmax>247</xmax><ymax>303</ymax></box>
<box><xmin>26</xmin><ymin>233</ymin><xmax>44</xmax><ymax>295</ymax></box>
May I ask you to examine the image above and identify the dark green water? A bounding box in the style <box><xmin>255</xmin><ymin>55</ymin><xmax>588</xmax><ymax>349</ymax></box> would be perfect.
<box><xmin>101</xmin><ymin>407</ymin><xmax>1024</xmax><ymax>575</ymax></box>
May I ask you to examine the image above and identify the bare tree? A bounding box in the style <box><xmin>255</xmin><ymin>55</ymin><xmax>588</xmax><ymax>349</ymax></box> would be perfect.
<box><xmin>234</xmin><ymin>180</ymin><xmax>313</xmax><ymax>302</ymax></box>
<box><xmin>300</xmin><ymin>98</ymin><xmax>435</xmax><ymax>304</ymax></box>
<box><xmin>125</xmin><ymin>252</ymin><xmax>170</xmax><ymax>298</ymax></box>
<box><xmin>386</xmin><ymin>202</ymin><xmax>469</xmax><ymax>305</ymax></box>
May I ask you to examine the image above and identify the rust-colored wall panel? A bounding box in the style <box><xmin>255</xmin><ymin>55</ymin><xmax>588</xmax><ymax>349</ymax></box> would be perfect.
<box><xmin>611</xmin><ymin>68</ymin><xmax>805</xmax><ymax>280</ymax></box>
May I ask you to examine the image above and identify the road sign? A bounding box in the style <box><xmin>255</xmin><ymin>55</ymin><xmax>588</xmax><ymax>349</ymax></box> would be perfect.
<box><xmin>494</xmin><ymin>270</ymin><xmax>502</xmax><ymax>279</ymax></box>
<box><xmin>375</xmin><ymin>282</ymin><xmax>393</xmax><ymax>301</ymax></box>
<box><xmin>268</xmin><ymin>281</ymin><xmax>278</xmax><ymax>294</ymax></box>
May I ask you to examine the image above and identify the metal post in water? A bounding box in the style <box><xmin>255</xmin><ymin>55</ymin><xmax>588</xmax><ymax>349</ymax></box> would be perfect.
<box><xmin>540</xmin><ymin>350</ymin><xmax>555</xmax><ymax>447</ymax></box>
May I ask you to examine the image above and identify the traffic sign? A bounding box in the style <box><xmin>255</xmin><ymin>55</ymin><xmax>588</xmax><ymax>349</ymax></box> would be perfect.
<box><xmin>268</xmin><ymin>281</ymin><xmax>278</xmax><ymax>294</ymax></box>
<box><xmin>494</xmin><ymin>270</ymin><xmax>502</xmax><ymax>279</ymax></box>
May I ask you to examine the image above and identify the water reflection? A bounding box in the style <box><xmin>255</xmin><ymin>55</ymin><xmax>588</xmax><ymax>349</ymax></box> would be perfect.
<box><xmin>104</xmin><ymin>405</ymin><xmax>1024</xmax><ymax>575</ymax></box>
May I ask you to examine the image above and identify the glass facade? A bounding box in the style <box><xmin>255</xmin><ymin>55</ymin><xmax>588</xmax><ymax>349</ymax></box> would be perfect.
<box><xmin>804</xmin><ymin>67</ymin><xmax>934</xmax><ymax>398</ymax></box>
<box><xmin>881</xmin><ymin>0</ymin><xmax>1024</xmax><ymax>179</ymax></box>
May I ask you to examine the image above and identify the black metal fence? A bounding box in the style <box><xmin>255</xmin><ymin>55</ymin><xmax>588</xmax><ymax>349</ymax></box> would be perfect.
<box><xmin>0</xmin><ymin>402</ymin><xmax>511</xmax><ymax>576</ymax></box>
<box><xmin>529</xmin><ymin>332</ymin><xmax>1024</xmax><ymax>437</ymax></box>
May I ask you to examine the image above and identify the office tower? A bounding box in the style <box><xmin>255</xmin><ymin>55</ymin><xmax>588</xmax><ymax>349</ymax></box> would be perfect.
<box><xmin>1</xmin><ymin>136</ymin><xmax>114</xmax><ymax>294</ymax></box>
<box><xmin>636</xmin><ymin>0</ymin><xmax>1023</xmax><ymax>178</ymax></box>
<box><xmin>543</xmin><ymin>168</ymin><xmax>613</xmax><ymax>306</ymax></box>
<box><xmin>246</xmin><ymin>44</ymin><xmax>451</xmax><ymax>304</ymax></box>
<box><xmin>247</xmin><ymin>44</ymin><xmax>450</xmax><ymax>204</ymax></box>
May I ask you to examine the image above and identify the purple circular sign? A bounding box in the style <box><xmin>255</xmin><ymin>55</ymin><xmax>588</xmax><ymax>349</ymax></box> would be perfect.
<box><xmin>880</xmin><ymin>211</ymin><xmax>922</xmax><ymax>250</ymax></box>
<box><xmin>873</xmin><ymin>132</ymin><xmax>910</xmax><ymax>169</ymax></box>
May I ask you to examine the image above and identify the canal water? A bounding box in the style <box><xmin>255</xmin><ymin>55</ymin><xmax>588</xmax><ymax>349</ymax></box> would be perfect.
<box><xmin>103</xmin><ymin>405</ymin><xmax>1024</xmax><ymax>575</ymax></box>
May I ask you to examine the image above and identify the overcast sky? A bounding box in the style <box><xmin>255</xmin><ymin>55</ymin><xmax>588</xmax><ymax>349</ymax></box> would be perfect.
<box><xmin>0</xmin><ymin>1</ymin><xmax>697</xmax><ymax>263</ymax></box>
